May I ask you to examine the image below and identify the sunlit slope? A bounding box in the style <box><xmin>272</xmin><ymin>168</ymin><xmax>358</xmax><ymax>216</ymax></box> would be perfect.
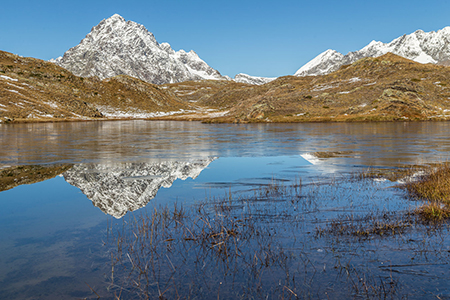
<box><xmin>195</xmin><ymin>53</ymin><xmax>450</xmax><ymax>122</ymax></box>
<box><xmin>3</xmin><ymin>50</ymin><xmax>450</xmax><ymax>123</ymax></box>
<box><xmin>0</xmin><ymin>50</ymin><xmax>191</xmax><ymax>122</ymax></box>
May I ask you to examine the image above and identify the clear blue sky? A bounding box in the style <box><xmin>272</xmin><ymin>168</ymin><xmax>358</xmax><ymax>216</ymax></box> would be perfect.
<box><xmin>1</xmin><ymin>0</ymin><xmax>449</xmax><ymax>78</ymax></box>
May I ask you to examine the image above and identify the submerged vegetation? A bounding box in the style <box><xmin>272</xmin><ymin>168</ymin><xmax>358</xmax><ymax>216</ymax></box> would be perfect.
<box><xmin>104</xmin><ymin>167</ymin><xmax>450</xmax><ymax>299</ymax></box>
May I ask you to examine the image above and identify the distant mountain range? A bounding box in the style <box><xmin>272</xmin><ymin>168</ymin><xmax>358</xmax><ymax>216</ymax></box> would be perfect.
<box><xmin>50</xmin><ymin>14</ymin><xmax>450</xmax><ymax>85</ymax></box>
<box><xmin>295</xmin><ymin>27</ymin><xmax>450</xmax><ymax>76</ymax></box>
<box><xmin>51</xmin><ymin>14</ymin><xmax>277</xmax><ymax>86</ymax></box>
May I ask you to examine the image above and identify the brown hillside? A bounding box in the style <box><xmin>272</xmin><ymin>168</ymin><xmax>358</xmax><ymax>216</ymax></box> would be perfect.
<box><xmin>202</xmin><ymin>53</ymin><xmax>450</xmax><ymax>122</ymax></box>
<box><xmin>0</xmin><ymin>51</ymin><xmax>191</xmax><ymax>122</ymax></box>
<box><xmin>0</xmin><ymin>164</ymin><xmax>73</xmax><ymax>192</ymax></box>
<box><xmin>2</xmin><ymin>51</ymin><xmax>450</xmax><ymax>123</ymax></box>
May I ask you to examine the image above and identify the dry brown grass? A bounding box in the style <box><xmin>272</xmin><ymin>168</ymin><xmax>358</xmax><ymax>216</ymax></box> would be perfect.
<box><xmin>194</xmin><ymin>53</ymin><xmax>450</xmax><ymax>123</ymax></box>
<box><xmin>406</xmin><ymin>163</ymin><xmax>450</xmax><ymax>203</ymax></box>
<box><xmin>415</xmin><ymin>202</ymin><xmax>450</xmax><ymax>222</ymax></box>
<box><xmin>0</xmin><ymin>50</ymin><xmax>191</xmax><ymax>122</ymax></box>
<box><xmin>404</xmin><ymin>163</ymin><xmax>450</xmax><ymax>222</ymax></box>
<box><xmin>3</xmin><ymin>50</ymin><xmax>450</xmax><ymax>123</ymax></box>
<box><xmin>0</xmin><ymin>164</ymin><xmax>73</xmax><ymax>192</ymax></box>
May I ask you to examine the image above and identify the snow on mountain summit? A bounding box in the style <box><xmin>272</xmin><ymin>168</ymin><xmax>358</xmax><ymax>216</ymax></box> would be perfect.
<box><xmin>296</xmin><ymin>26</ymin><xmax>450</xmax><ymax>77</ymax></box>
<box><xmin>51</xmin><ymin>14</ymin><xmax>226</xmax><ymax>84</ymax></box>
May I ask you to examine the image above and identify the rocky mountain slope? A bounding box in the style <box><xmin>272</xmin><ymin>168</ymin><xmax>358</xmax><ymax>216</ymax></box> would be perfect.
<box><xmin>0</xmin><ymin>50</ymin><xmax>192</xmax><ymax>122</ymax></box>
<box><xmin>52</xmin><ymin>14</ymin><xmax>226</xmax><ymax>84</ymax></box>
<box><xmin>63</xmin><ymin>159</ymin><xmax>216</xmax><ymax>218</ymax></box>
<box><xmin>296</xmin><ymin>27</ymin><xmax>450</xmax><ymax>76</ymax></box>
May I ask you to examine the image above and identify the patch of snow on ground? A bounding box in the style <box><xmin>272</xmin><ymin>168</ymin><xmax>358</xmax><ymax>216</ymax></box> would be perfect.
<box><xmin>96</xmin><ymin>106</ymin><xmax>187</xmax><ymax>118</ymax></box>
<box><xmin>396</xmin><ymin>171</ymin><xmax>426</xmax><ymax>184</ymax></box>
<box><xmin>44</xmin><ymin>102</ymin><xmax>59</xmax><ymax>108</ymax></box>
<box><xmin>347</xmin><ymin>77</ymin><xmax>361</xmax><ymax>83</ymax></box>
<box><xmin>7</xmin><ymin>89</ymin><xmax>19</xmax><ymax>94</ymax></box>
<box><xmin>6</xmin><ymin>82</ymin><xmax>25</xmax><ymax>90</ymax></box>
<box><xmin>373</xmin><ymin>178</ymin><xmax>388</xmax><ymax>182</ymax></box>
<box><xmin>338</xmin><ymin>91</ymin><xmax>351</xmax><ymax>94</ymax></box>
<box><xmin>11</xmin><ymin>102</ymin><xmax>25</xmax><ymax>108</ymax></box>
<box><xmin>179</xmin><ymin>90</ymin><xmax>196</xmax><ymax>95</ymax></box>
<box><xmin>205</xmin><ymin>110</ymin><xmax>229</xmax><ymax>118</ymax></box>
<box><xmin>0</xmin><ymin>75</ymin><xmax>18</xmax><ymax>81</ymax></box>
<box><xmin>312</xmin><ymin>83</ymin><xmax>339</xmax><ymax>92</ymax></box>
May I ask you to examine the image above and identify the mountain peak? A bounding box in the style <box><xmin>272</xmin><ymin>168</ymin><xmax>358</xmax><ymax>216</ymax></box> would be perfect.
<box><xmin>296</xmin><ymin>26</ymin><xmax>450</xmax><ymax>76</ymax></box>
<box><xmin>109</xmin><ymin>13</ymin><xmax>125</xmax><ymax>21</ymax></box>
<box><xmin>51</xmin><ymin>15</ymin><xmax>226</xmax><ymax>84</ymax></box>
<box><xmin>295</xmin><ymin>49</ymin><xmax>344</xmax><ymax>76</ymax></box>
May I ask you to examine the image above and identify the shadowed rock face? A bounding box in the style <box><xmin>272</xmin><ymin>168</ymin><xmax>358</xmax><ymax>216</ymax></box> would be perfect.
<box><xmin>63</xmin><ymin>158</ymin><xmax>216</xmax><ymax>218</ymax></box>
<box><xmin>51</xmin><ymin>14</ymin><xmax>225</xmax><ymax>84</ymax></box>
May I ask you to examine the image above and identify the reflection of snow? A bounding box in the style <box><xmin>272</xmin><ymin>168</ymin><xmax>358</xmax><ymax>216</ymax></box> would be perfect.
<box><xmin>300</xmin><ymin>153</ymin><xmax>320</xmax><ymax>165</ymax></box>
<box><xmin>300</xmin><ymin>153</ymin><xmax>340</xmax><ymax>174</ymax></box>
<box><xmin>64</xmin><ymin>158</ymin><xmax>217</xmax><ymax>218</ymax></box>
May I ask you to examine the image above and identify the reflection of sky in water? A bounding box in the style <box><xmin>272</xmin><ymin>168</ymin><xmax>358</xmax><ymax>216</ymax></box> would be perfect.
<box><xmin>0</xmin><ymin>155</ymin><xmax>317</xmax><ymax>297</ymax></box>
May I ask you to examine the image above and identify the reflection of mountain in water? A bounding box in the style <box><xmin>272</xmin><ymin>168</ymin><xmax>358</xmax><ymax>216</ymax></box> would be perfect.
<box><xmin>63</xmin><ymin>158</ymin><xmax>216</xmax><ymax>218</ymax></box>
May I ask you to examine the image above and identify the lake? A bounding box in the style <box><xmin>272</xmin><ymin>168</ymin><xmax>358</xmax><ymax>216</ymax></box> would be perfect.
<box><xmin>1</xmin><ymin>120</ymin><xmax>450</xmax><ymax>299</ymax></box>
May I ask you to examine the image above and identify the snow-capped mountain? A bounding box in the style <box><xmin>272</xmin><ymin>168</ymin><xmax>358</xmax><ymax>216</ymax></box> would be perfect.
<box><xmin>51</xmin><ymin>14</ymin><xmax>226</xmax><ymax>84</ymax></box>
<box><xmin>63</xmin><ymin>158</ymin><xmax>216</xmax><ymax>218</ymax></box>
<box><xmin>296</xmin><ymin>27</ymin><xmax>450</xmax><ymax>77</ymax></box>
<box><xmin>234</xmin><ymin>73</ymin><xmax>276</xmax><ymax>85</ymax></box>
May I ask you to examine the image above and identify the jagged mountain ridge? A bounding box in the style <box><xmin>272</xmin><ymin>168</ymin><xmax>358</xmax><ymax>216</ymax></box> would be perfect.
<box><xmin>52</xmin><ymin>14</ymin><xmax>226</xmax><ymax>84</ymax></box>
<box><xmin>63</xmin><ymin>158</ymin><xmax>216</xmax><ymax>218</ymax></box>
<box><xmin>296</xmin><ymin>27</ymin><xmax>450</xmax><ymax>76</ymax></box>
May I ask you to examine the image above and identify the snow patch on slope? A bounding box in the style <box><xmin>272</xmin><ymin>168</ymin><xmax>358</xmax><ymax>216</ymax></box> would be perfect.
<box><xmin>234</xmin><ymin>73</ymin><xmax>276</xmax><ymax>85</ymax></box>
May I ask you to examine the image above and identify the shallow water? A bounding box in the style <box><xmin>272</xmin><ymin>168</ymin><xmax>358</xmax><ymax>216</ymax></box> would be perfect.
<box><xmin>1</xmin><ymin>121</ymin><xmax>450</xmax><ymax>299</ymax></box>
